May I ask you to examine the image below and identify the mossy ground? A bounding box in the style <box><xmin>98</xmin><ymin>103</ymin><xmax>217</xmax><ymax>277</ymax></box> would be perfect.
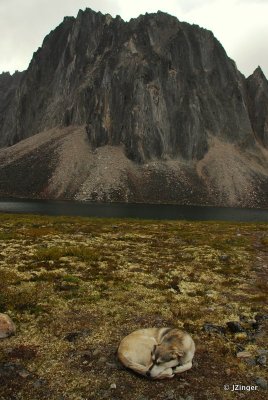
<box><xmin>0</xmin><ymin>213</ymin><xmax>267</xmax><ymax>400</ymax></box>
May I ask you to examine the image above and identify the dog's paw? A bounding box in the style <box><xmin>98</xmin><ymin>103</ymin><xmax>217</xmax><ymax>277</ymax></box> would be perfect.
<box><xmin>154</xmin><ymin>373</ymin><xmax>175</xmax><ymax>380</ymax></box>
<box><xmin>172</xmin><ymin>361</ymin><xmax>192</xmax><ymax>374</ymax></box>
<box><xmin>173</xmin><ymin>365</ymin><xmax>186</xmax><ymax>373</ymax></box>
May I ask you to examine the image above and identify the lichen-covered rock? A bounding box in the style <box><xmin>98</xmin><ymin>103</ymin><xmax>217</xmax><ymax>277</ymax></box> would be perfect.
<box><xmin>0</xmin><ymin>313</ymin><xmax>16</xmax><ymax>339</ymax></box>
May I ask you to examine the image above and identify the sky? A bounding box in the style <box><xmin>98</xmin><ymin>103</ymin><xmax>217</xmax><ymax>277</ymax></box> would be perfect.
<box><xmin>1</xmin><ymin>0</ymin><xmax>268</xmax><ymax>77</ymax></box>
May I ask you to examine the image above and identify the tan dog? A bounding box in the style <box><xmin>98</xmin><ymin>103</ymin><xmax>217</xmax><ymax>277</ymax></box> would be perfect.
<box><xmin>117</xmin><ymin>327</ymin><xmax>195</xmax><ymax>379</ymax></box>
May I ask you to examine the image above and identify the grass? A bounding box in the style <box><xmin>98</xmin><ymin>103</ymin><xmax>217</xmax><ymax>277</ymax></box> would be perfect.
<box><xmin>0</xmin><ymin>213</ymin><xmax>267</xmax><ymax>400</ymax></box>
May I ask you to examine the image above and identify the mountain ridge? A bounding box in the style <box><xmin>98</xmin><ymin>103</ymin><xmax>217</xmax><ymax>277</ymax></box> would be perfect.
<box><xmin>0</xmin><ymin>8</ymin><xmax>268</xmax><ymax>207</ymax></box>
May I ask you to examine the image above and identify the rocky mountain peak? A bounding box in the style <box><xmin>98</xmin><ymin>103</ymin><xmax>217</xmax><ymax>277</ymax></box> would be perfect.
<box><xmin>0</xmin><ymin>9</ymin><xmax>268</xmax><ymax>206</ymax></box>
<box><xmin>246</xmin><ymin>66</ymin><xmax>268</xmax><ymax>147</ymax></box>
<box><xmin>252</xmin><ymin>66</ymin><xmax>267</xmax><ymax>80</ymax></box>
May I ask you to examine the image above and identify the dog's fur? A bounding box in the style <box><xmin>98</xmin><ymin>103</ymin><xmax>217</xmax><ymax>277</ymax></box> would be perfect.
<box><xmin>117</xmin><ymin>327</ymin><xmax>195</xmax><ymax>379</ymax></box>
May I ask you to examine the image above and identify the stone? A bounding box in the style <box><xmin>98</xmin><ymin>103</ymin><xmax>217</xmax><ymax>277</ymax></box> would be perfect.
<box><xmin>110</xmin><ymin>383</ymin><xmax>116</xmax><ymax>389</ymax></box>
<box><xmin>203</xmin><ymin>323</ymin><xmax>225</xmax><ymax>335</ymax></box>
<box><xmin>0</xmin><ymin>313</ymin><xmax>16</xmax><ymax>339</ymax></box>
<box><xmin>219</xmin><ymin>254</ymin><xmax>230</xmax><ymax>262</ymax></box>
<box><xmin>33</xmin><ymin>379</ymin><xmax>46</xmax><ymax>388</ymax></box>
<box><xmin>0</xmin><ymin>363</ymin><xmax>30</xmax><ymax>379</ymax></box>
<box><xmin>244</xmin><ymin>358</ymin><xmax>256</xmax><ymax>366</ymax></box>
<box><xmin>178</xmin><ymin>397</ymin><xmax>194</xmax><ymax>400</ymax></box>
<box><xmin>165</xmin><ymin>390</ymin><xmax>176</xmax><ymax>400</ymax></box>
<box><xmin>226</xmin><ymin>321</ymin><xmax>245</xmax><ymax>333</ymax></box>
<box><xmin>98</xmin><ymin>356</ymin><xmax>107</xmax><ymax>364</ymax></box>
<box><xmin>255</xmin><ymin>377</ymin><xmax>268</xmax><ymax>390</ymax></box>
<box><xmin>64</xmin><ymin>332</ymin><xmax>81</xmax><ymax>342</ymax></box>
<box><xmin>255</xmin><ymin>313</ymin><xmax>268</xmax><ymax>322</ymax></box>
<box><xmin>236</xmin><ymin>351</ymin><xmax>252</xmax><ymax>358</ymax></box>
<box><xmin>257</xmin><ymin>349</ymin><xmax>268</xmax><ymax>355</ymax></box>
<box><xmin>256</xmin><ymin>355</ymin><xmax>266</xmax><ymax>366</ymax></box>
<box><xmin>92</xmin><ymin>349</ymin><xmax>101</xmax><ymax>356</ymax></box>
<box><xmin>18</xmin><ymin>369</ymin><xmax>31</xmax><ymax>378</ymax></box>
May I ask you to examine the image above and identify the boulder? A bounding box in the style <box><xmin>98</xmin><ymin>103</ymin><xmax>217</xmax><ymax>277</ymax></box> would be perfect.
<box><xmin>0</xmin><ymin>313</ymin><xmax>16</xmax><ymax>339</ymax></box>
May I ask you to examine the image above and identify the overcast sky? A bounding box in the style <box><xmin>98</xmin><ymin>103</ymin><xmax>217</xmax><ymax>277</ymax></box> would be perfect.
<box><xmin>1</xmin><ymin>0</ymin><xmax>268</xmax><ymax>77</ymax></box>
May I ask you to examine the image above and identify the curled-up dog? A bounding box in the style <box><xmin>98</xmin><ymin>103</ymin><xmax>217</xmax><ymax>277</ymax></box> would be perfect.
<box><xmin>117</xmin><ymin>327</ymin><xmax>195</xmax><ymax>379</ymax></box>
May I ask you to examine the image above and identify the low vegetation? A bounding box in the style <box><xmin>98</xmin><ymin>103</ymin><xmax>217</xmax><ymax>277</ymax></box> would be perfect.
<box><xmin>0</xmin><ymin>213</ymin><xmax>267</xmax><ymax>400</ymax></box>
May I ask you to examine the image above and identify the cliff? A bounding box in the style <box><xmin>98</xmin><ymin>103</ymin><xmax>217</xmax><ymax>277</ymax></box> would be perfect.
<box><xmin>0</xmin><ymin>8</ymin><xmax>268</xmax><ymax>207</ymax></box>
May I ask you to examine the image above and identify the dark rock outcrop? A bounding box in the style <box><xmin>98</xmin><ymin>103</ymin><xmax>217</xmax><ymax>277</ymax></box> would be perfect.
<box><xmin>0</xmin><ymin>71</ymin><xmax>24</xmax><ymax>147</ymax></box>
<box><xmin>247</xmin><ymin>66</ymin><xmax>268</xmax><ymax>148</ymax></box>
<box><xmin>0</xmin><ymin>8</ymin><xmax>268</xmax><ymax>206</ymax></box>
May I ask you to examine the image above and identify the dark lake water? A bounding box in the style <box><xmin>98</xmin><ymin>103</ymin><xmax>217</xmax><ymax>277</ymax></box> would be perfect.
<box><xmin>0</xmin><ymin>198</ymin><xmax>268</xmax><ymax>222</ymax></box>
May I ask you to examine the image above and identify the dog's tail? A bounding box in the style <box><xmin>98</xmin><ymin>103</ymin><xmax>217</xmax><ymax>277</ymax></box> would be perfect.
<box><xmin>118</xmin><ymin>353</ymin><xmax>148</xmax><ymax>376</ymax></box>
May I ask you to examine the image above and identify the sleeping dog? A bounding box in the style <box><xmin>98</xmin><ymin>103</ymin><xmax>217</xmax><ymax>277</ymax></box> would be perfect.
<box><xmin>117</xmin><ymin>327</ymin><xmax>195</xmax><ymax>379</ymax></box>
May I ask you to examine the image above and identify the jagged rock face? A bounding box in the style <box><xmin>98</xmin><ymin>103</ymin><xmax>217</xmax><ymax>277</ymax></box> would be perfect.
<box><xmin>0</xmin><ymin>8</ymin><xmax>268</xmax><ymax>207</ymax></box>
<box><xmin>0</xmin><ymin>71</ymin><xmax>24</xmax><ymax>146</ymax></box>
<box><xmin>0</xmin><ymin>9</ymin><xmax>258</xmax><ymax>162</ymax></box>
<box><xmin>247</xmin><ymin>67</ymin><xmax>268</xmax><ymax>148</ymax></box>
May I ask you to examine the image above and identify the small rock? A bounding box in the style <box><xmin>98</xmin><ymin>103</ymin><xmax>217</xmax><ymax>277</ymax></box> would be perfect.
<box><xmin>64</xmin><ymin>332</ymin><xmax>80</xmax><ymax>342</ymax></box>
<box><xmin>252</xmin><ymin>321</ymin><xmax>261</xmax><ymax>330</ymax></box>
<box><xmin>33</xmin><ymin>379</ymin><xmax>46</xmax><ymax>388</ymax></box>
<box><xmin>237</xmin><ymin>351</ymin><xmax>252</xmax><ymax>358</ymax></box>
<box><xmin>225</xmin><ymin>368</ymin><xmax>231</xmax><ymax>376</ymax></box>
<box><xmin>81</xmin><ymin>350</ymin><xmax>92</xmax><ymax>360</ymax></box>
<box><xmin>59</xmin><ymin>256</ymin><xmax>70</xmax><ymax>262</ymax></box>
<box><xmin>98</xmin><ymin>356</ymin><xmax>107</xmax><ymax>363</ymax></box>
<box><xmin>244</xmin><ymin>358</ymin><xmax>256</xmax><ymax>366</ymax></box>
<box><xmin>255</xmin><ymin>313</ymin><xmax>268</xmax><ymax>322</ymax></box>
<box><xmin>203</xmin><ymin>323</ymin><xmax>225</xmax><ymax>334</ymax></box>
<box><xmin>234</xmin><ymin>332</ymin><xmax>248</xmax><ymax>340</ymax></box>
<box><xmin>110</xmin><ymin>383</ymin><xmax>116</xmax><ymax>389</ymax></box>
<box><xmin>226</xmin><ymin>321</ymin><xmax>244</xmax><ymax>333</ymax></box>
<box><xmin>219</xmin><ymin>254</ymin><xmax>230</xmax><ymax>262</ymax></box>
<box><xmin>165</xmin><ymin>390</ymin><xmax>176</xmax><ymax>400</ymax></box>
<box><xmin>64</xmin><ymin>330</ymin><xmax>90</xmax><ymax>342</ymax></box>
<box><xmin>256</xmin><ymin>355</ymin><xmax>266</xmax><ymax>366</ymax></box>
<box><xmin>257</xmin><ymin>349</ymin><xmax>268</xmax><ymax>356</ymax></box>
<box><xmin>92</xmin><ymin>349</ymin><xmax>101</xmax><ymax>356</ymax></box>
<box><xmin>255</xmin><ymin>377</ymin><xmax>268</xmax><ymax>390</ymax></box>
<box><xmin>3</xmin><ymin>348</ymin><xmax>13</xmax><ymax>355</ymax></box>
<box><xmin>106</xmin><ymin>362</ymin><xmax>120</xmax><ymax>369</ymax></box>
<box><xmin>178</xmin><ymin>397</ymin><xmax>194</xmax><ymax>400</ymax></box>
<box><xmin>236</xmin><ymin>345</ymin><xmax>245</xmax><ymax>353</ymax></box>
<box><xmin>0</xmin><ymin>313</ymin><xmax>16</xmax><ymax>339</ymax></box>
<box><xmin>18</xmin><ymin>368</ymin><xmax>30</xmax><ymax>378</ymax></box>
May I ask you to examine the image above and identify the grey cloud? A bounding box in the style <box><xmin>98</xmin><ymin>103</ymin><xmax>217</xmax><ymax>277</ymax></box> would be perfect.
<box><xmin>0</xmin><ymin>0</ymin><xmax>120</xmax><ymax>73</ymax></box>
<box><xmin>233</xmin><ymin>28</ymin><xmax>268</xmax><ymax>77</ymax></box>
<box><xmin>0</xmin><ymin>0</ymin><xmax>267</xmax><ymax>78</ymax></box>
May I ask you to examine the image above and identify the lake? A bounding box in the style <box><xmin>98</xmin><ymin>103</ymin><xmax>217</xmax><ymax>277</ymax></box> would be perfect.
<box><xmin>0</xmin><ymin>198</ymin><xmax>268</xmax><ymax>222</ymax></box>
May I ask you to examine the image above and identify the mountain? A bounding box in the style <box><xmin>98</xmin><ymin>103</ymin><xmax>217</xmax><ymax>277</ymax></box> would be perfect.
<box><xmin>0</xmin><ymin>8</ymin><xmax>268</xmax><ymax>207</ymax></box>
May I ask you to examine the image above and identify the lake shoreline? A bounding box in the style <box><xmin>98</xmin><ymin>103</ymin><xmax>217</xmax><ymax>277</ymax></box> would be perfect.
<box><xmin>1</xmin><ymin>198</ymin><xmax>268</xmax><ymax>222</ymax></box>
